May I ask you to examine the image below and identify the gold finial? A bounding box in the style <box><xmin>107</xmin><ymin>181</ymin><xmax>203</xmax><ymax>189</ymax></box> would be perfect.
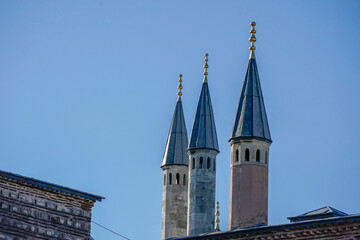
<box><xmin>249</xmin><ymin>22</ymin><xmax>256</xmax><ymax>59</ymax></box>
<box><xmin>203</xmin><ymin>53</ymin><xmax>209</xmax><ymax>83</ymax></box>
<box><xmin>177</xmin><ymin>74</ymin><xmax>183</xmax><ymax>101</ymax></box>
<box><xmin>215</xmin><ymin>201</ymin><xmax>220</xmax><ymax>231</ymax></box>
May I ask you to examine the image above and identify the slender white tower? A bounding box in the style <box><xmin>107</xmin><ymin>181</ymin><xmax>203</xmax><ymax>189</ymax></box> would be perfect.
<box><xmin>187</xmin><ymin>54</ymin><xmax>219</xmax><ymax>235</ymax></box>
<box><xmin>161</xmin><ymin>75</ymin><xmax>189</xmax><ymax>240</ymax></box>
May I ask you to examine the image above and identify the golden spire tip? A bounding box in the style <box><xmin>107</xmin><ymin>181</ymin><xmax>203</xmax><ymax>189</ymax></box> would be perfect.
<box><xmin>215</xmin><ymin>201</ymin><xmax>220</xmax><ymax>231</ymax></box>
<box><xmin>249</xmin><ymin>22</ymin><xmax>256</xmax><ymax>59</ymax></box>
<box><xmin>177</xmin><ymin>74</ymin><xmax>183</xmax><ymax>100</ymax></box>
<box><xmin>203</xmin><ymin>53</ymin><xmax>209</xmax><ymax>83</ymax></box>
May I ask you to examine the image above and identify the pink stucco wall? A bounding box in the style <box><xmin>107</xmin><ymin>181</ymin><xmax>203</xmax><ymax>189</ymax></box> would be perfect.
<box><xmin>229</xmin><ymin>164</ymin><xmax>268</xmax><ymax>229</ymax></box>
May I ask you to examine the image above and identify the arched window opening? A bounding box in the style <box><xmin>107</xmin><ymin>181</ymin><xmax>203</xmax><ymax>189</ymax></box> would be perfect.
<box><xmin>169</xmin><ymin>173</ymin><xmax>172</xmax><ymax>185</ymax></box>
<box><xmin>256</xmin><ymin>150</ymin><xmax>260</xmax><ymax>162</ymax></box>
<box><xmin>199</xmin><ymin>157</ymin><xmax>203</xmax><ymax>169</ymax></box>
<box><xmin>245</xmin><ymin>149</ymin><xmax>250</xmax><ymax>161</ymax></box>
<box><xmin>192</xmin><ymin>158</ymin><xmax>195</xmax><ymax>169</ymax></box>
<box><xmin>164</xmin><ymin>174</ymin><xmax>166</xmax><ymax>186</ymax></box>
<box><xmin>213</xmin><ymin>160</ymin><xmax>216</xmax><ymax>171</ymax></box>
<box><xmin>265</xmin><ymin>151</ymin><xmax>268</xmax><ymax>165</ymax></box>
<box><xmin>176</xmin><ymin>173</ymin><xmax>180</xmax><ymax>185</ymax></box>
<box><xmin>235</xmin><ymin>149</ymin><xmax>239</xmax><ymax>162</ymax></box>
<box><xmin>183</xmin><ymin>174</ymin><xmax>186</xmax><ymax>185</ymax></box>
<box><xmin>207</xmin><ymin>158</ymin><xmax>211</xmax><ymax>169</ymax></box>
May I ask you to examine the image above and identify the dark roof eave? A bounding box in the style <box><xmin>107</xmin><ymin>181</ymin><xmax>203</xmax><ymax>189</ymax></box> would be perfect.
<box><xmin>161</xmin><ymin>163</ymin><xmax>189</xmax><ymax>169</ymax></box>
<box><xmin>0</xmin><ymin>170</ymin><xmax>105</xmax><ymax>202</ymax></box>
<box><xmin>229</xmin><ymin>136</ymin><xmax>272</xmax><ymax>143</ymax></box>
<box><xmin>288</xmin><ymin>213</ymin><xmax>345</xmax><ymax>221</ymax></box>
<box><xmin>187</xmin><ymin>147</ymin><xmax>220</xmax><ymax>153</ymax></box>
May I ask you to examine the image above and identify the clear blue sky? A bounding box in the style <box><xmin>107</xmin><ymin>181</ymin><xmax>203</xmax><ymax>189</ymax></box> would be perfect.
<box><xmin>1</xmin><ymin>1</ymin><xmax>360</xmax><ymax>239</ymax></box>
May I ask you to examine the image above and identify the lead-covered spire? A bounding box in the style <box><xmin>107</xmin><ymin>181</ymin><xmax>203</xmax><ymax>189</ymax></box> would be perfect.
<box><xmin>230</xmin><ymin>22</ymin><xmax>271</xmax><ymax>142</ymax></box>
<box><xmin>188</xmin><ymin>53</ymin><xmax>219</xmax><ymax>151</ymax></box>
<box><xmin>161</xmin><ymin>75</ymin><xmax>189</xmax><ymax>167</ymax></box>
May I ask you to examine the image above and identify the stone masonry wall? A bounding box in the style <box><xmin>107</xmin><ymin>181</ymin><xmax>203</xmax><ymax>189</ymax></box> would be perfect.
<box><xmin>162</xmin><ymin>165</ymin><xmax>188</xmax><ymax>240</ymax></box>
<box><xmin>187</xmin><ymin>149</ymin><xmax>217</xmax><ymax>236</ymax></box>
<box><xmin>0</xmin><ymin>176</ymin><xmax>95</xmax><ymax>240</ymax></box>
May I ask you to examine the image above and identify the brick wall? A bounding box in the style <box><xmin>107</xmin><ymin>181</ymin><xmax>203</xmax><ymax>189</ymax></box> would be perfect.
<box><xmin>0</xmin><ymin>177</ymin><xmax>96</xmax><ymax>240</ymax></box>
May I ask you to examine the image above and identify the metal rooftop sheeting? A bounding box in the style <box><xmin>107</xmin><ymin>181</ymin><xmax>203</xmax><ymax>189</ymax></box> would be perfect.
<box><xmin>230</xmin><ymin>57</ymin><xmax>271</xmax><ymax>143</ymax></box>
<box><xmin>171</xmin><ymin>213</ymin><xmax>360</xmax><ymax>240</ymax></box>
<box><xmin>188</xmin><ymin>82</ymin><xmax>219</xmax><ymax>152</ymax></box>
<box><xmin>0</xmin><ymin>170</ymin><xmax>104</xmax><ymax>202</ymax></box>
<box><xmin>288</xmin><ymin>206</ymin><xmax>348</xmax><ymax>222</ymax></box>
<box><xmin>162</xmin><ymin>99</ymin><xmax>189</xmax><ymax>167</ymax></box>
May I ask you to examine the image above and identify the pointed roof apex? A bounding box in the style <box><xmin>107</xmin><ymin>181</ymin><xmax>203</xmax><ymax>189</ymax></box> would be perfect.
<box><xmin>177</xmin><ymin>74</ymin><xmax>183</xmax><ymax>101</ymax></box>
<box><xmin>203</xmin><ymin>53</ymin><xmax>209</xmax><ymax>83</ymax></box>
<box><xmin>162</xmin><ymin>76</ymin><xmax>189</xmax><ymax>167</ymax></box>
<box><xmin>249</xmin><ymin>22</ymin><xmax>256</xmax><ymax>59</ymax></box>
<box><xmin>230</xmin><ymin>22</ymin><xmax>271</xmax><ymax>143</ymax></box>
<box><xmin>189</xmin><ymin>54</ymin><xmax>219</xmax><ymax>152</ymax></box>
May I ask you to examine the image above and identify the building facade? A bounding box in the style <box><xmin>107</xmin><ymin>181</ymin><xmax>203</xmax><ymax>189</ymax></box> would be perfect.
<box><xmin>0</xmin><ymin>170</ymin><xmax>103</xmax><ymax>240</ymax></box>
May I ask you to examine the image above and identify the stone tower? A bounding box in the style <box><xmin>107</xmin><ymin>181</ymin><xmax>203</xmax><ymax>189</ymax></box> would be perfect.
<box><xmin>229</xmin><ymin>22</ymin><xmax>272</xmax><ymax>230</ymax></box>
<box><xmin>187</xmin><ymin>53</ymin><xmax>219</xmax><ymax>236</ymax></box>
<box><xmin>161</xmin><ymin>74</ymin><xmax>189</xmax><ymax>240</ymax></box>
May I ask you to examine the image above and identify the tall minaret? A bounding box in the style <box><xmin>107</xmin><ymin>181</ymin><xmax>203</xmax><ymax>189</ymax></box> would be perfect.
<box><xmin>161</xmin><ymin>74</ymin><xmax>189</xmax><ymax>240</ymax></box>
<box><xmin>229</xmin><ymin>22</ymin><xmax>272</xmax><ymax>230</ymax></box>
<box><xmin>187</xmin><ymin>53</ymin><xmax>219</xmax><ymax>236</ymax></box>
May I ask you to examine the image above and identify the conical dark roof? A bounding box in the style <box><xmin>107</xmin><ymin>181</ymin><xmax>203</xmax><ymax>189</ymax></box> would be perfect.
<box><xmin>161</xmin><ymin>99</ymin><xmax>189</xmax><ymax>167</ymax></box>
<box><xmin>189</xmin><ymin>82</ymin><xmax>219</xmax><ymax>151</ymax></box>
<box><xmin>230</xmin><ymin>54</ymin><xmax>271</xmax><ymax>143</ymax></box>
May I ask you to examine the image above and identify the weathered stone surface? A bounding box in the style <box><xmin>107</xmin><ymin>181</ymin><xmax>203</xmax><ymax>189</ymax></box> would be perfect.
<box><xmin>162</xmin><ymin>165</ymin><xmax>188</xmax><ymax>240</ymax></box>
<box><xmin>187</xmin><ymin>149</ymin><xmax>218</xmax><ymax>236</ymax></box>
<box><xmin>0</xmin><ymin>176</ymin><xmax>95</xmax><ymax>240</ymax></box>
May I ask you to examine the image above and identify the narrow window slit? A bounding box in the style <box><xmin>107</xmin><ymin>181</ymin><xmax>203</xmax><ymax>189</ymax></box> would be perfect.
<box><xmin>245</xmin><ymin>149</ymin><xmax>250</xmax><ymax>161</ymax></box>
<box><xmin>176</xmin><ymin>173</ymin><xmax>180</xmax><ymax>185</ymax></box>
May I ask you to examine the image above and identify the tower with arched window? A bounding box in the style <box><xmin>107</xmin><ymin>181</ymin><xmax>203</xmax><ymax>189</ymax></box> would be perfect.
<box><xmin>161</xmin><ymin>75</ymin><xmax>189</xmax><ymax>240</ymax></box>
<box><xmin>229</xmin><ymin>22</ymin><xmax>272</xmax><ymax>230</ymax></box>
<box><xmin>187</xmin><ymin>54</ymin><xmax>219</xmax><ymax>236</ymax></box>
